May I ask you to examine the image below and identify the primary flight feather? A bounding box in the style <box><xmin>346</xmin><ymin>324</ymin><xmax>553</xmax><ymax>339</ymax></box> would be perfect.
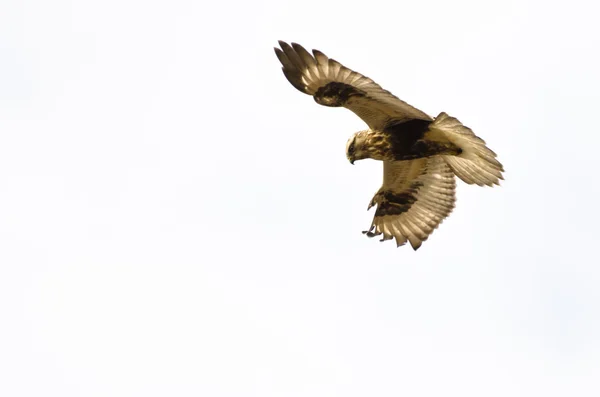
<box><xmin>274</xmin><ymin>41</ymin><xmax>504</xmax><ymax>250</ymax></box>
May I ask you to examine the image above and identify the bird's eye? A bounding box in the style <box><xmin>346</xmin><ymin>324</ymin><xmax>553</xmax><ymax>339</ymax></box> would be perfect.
<box><xmin>349</xmin><ymin>142</ymin><xmax>355</xmax><ymax>154</ymax></box>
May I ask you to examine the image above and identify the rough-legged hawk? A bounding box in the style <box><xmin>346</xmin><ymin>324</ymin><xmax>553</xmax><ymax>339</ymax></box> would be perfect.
<box><xmin>274</xmin><ymin>41</ymin><xmax>504</xmax><ymax>250</ymax></box>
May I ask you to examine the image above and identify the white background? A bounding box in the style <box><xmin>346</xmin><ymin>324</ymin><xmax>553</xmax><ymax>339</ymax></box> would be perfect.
<box><xmin>1</xmin><ymin>0</ymin><xmax>599</xmax><ymax>396</ymax></box>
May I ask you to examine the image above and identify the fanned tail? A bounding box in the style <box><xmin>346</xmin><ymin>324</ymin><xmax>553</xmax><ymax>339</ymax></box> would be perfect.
<box><xmin>430</xmin><ymin>112</ymin><xmax>504</xmax><ymax>186</ymax></box>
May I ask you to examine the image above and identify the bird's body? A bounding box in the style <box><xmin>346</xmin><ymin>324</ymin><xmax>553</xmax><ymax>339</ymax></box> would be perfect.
<box><xmin>274</xmin><ymin>41</ymin><xmax>504</xmax><ymax>250</ymax></box>
<box><xmin>348</xmin><ymin>121</ymin><xmax>463</xmax><ymax>163</ymax></box>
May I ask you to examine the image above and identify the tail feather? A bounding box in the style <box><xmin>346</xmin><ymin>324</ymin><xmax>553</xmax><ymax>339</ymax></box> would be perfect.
<box><xmin>430</xmin><ymin>112</ymin><xmax>504</xmax><ymax>186</ymax></box>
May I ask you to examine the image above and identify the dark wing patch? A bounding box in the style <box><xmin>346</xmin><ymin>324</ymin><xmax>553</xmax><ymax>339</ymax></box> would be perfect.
<box><xmin>364</xmin><ymin>157</ymin><xmax>456</xmax><ymax>250</ymax></box>
<box><xmin>313</xmin><ymin>82</ymin><xmax>367</xmax><ymax>107</ymax></box>
<box><xmin>375</xmin><ymin>184</ymin><xmax>423</xmax><ymax>216</ymax></box>
<box><xmin>274</xmin><ymin>41</ymin><xmax>431</xmax><ymax>129</ymax></box>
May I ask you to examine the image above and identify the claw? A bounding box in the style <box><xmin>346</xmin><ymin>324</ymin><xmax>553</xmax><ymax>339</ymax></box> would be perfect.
<box><xmin>362</xmin><ymin>225</ymin><xmax>377</xmax><ymax>238</ymax></box>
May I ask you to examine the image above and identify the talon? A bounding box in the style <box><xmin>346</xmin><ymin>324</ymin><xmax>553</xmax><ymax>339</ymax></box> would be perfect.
<box><xmin>362</xmin><ymin>225</ymin><xmax>375</xmax><ymax>236</ymax></box>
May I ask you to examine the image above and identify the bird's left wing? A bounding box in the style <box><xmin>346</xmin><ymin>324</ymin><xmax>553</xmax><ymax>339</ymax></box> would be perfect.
<box><xmin>364</xmin><ymin>157</ymin><xmax>456</xmax><ymax>250</ymax></box>
<box><xmin>274</xmin><ymin>41</ymin><xmax>431</xmax><ymax>130</ymax></box>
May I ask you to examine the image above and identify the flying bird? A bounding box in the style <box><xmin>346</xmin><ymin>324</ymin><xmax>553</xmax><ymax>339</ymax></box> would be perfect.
<box><xmin>274</xmin><ymin>41</ymin><xmax>504</xmax><ymax>250</ymax></box>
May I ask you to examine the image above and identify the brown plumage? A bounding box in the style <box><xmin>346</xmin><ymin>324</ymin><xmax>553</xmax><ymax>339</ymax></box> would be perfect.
<box><xmin>275</xmin><ymin>41</ymin><xmax>504</xmax><ymax>250</ymax></box>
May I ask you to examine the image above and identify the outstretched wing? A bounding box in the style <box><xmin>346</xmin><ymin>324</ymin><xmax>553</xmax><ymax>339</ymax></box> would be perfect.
<box><xmin>364</xmin><ymin>157</ymin><xmax>456</xmax><ymax>250</ymax></box>
<box><xmin>274</xmin><ymin>41</ymin><xmax>431</xmax><ymax>130</ymax></box>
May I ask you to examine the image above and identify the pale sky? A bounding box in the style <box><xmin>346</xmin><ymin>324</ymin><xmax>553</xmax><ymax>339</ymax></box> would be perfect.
<box><xmin>1</xmin><ymin>0</ymin><xmax>599</xmax><ymax>396</ymax></box>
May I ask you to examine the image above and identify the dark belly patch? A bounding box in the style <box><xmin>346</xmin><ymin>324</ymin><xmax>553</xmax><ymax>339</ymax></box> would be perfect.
<box><xmin>384</xmin><ymin>119</ymin><xmax>462</xmax><ymax>160</ymax></box>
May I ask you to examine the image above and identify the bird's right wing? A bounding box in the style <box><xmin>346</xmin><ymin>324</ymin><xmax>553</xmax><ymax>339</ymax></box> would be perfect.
<box><xmin>364</xmin><ymin>157</ymin><xmax>456</xmax><ymax>250</ymax></box>
<box><xmin>274</xmin><ymin>41</ymin><xmax>431</xmax><ymax>130</ymax></box>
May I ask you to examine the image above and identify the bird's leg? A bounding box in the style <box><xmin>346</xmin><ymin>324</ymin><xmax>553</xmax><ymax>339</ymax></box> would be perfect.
<box><xmin>362</xmin><ymin>225</ymin><xmax>377</xmax><ymax>238</ymax></box>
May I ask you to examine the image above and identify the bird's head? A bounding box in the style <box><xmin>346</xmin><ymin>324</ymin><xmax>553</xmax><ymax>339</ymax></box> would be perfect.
<box><xmin>346</xmin><ymin>131</ymin><xmax>370</xmax><ymax>164</ymax></box>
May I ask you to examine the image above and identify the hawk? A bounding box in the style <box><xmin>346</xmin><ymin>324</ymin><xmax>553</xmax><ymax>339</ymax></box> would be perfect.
<box><xmin>274</xmin><ymin>41</ymin><xmax>504</xmax><ymax>250</ymax></box>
